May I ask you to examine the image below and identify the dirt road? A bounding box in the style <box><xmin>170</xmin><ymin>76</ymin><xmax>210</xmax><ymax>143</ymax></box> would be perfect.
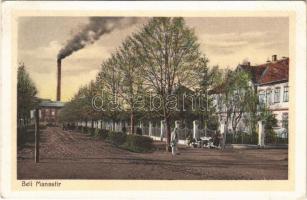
<box><xmin>17</xmin><ymin>127</ymin><xmax>288</xmax><ymax>180</ymax></box>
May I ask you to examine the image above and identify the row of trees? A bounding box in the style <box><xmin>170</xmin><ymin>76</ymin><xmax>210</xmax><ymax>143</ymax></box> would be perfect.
<box><xmin>17</xmin><ymin>63</ymin><xmax>38</xmax><ymax>145</ymax></box>
<box><xmin>17</xmin><ymin>63</ymin><xmax>38</xmax><ymax>126</ymax></box>
<box><xmin>59</xmin><ymin>17</ymin><xmax>276</xmax><ymax>150</ymax></box>
<box><xmin>59</xmin><ymin>17</ymin><xmax>222</xmax><ymax>151</ymax></box>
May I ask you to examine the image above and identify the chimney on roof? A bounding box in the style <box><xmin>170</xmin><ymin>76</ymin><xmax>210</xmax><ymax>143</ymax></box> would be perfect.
<box><xmin>272</xmin><ymin>55</ymin><xmax>277</xmax><ymax>62</ymax></box>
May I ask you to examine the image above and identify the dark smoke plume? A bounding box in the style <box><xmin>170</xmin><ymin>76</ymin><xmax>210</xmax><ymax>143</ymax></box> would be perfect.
<box><xmin>57</xmin><ymin>17</ymin><xmax>139</xmax><ymax>60</ymax></box>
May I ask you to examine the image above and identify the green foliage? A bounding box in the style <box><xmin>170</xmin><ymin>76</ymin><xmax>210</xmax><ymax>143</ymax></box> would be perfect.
<box><xmin>260</xmin><ymin>109</ymin><xmax>278</xmax><ymax>144</ymax></box>
<box><xmin>265</xmin><ymin>129</ymin><xmax>277</xmax><ymax>144</ymax></box>
<box><xmin>121</xmin><ymin>126</ymin><xmax>127</xmax><ymax>134</ymax></box>
<box><xmin>58</xmin><ymin>17</ymin><xmax>204</xmax><ymax>149</ymax></box>
<box><xmin>263</xmin><ymin>111</ymin><xmax>278</xmax><ymax>129</ymax></box>
<box><xmin>207</xmin><ymin>115</ymin><xmax>219</xmax><ymax>130</ymax></box>
<box><xmin>58</xmin><ymin>81</ymin><xmax>101</xmax><ymax>124</ymax></box>
<box><xmin>107</xmin><ymin>131</ymin><xmax>127</xmax><ymax>146</ymax></box>
<box><xmin>218</xmin><ymin>69</ymin><xmax>259</xmax><ymax>134</ymax></box>
<box><xmin>82</xmin><ymin>127</ymin><xmax>88</xmax><ymax>134</ymax></box>
<box><xmin>197</xmin><ymin>61</ymin><xmax>224</xmax><ymax>129</ymax></box>
<box><xmin>93</xmin><ymin>128</ymin><xmax>100</xmax><ymax>136</ymax></box>
<box><xmin>17</xmin><ymin>63</ymin><xmax>38</xmax><ymax>123</ymax></box>
<box><xmin>17</xmin><ymin>63</ymin><xmax>38</xmax><ymax>147</ymax></box>
<box><xmin>136</xmin><ymin>127</ymin><xmax>142</xmax><ymax>135</ymax></box>
<box><xmin>88</xmin><ymin>128</ymin><xmax>96</xmax><ymax>136</ymax></box>
<box><xmin>172</xmin><ymin>84</ymin><xmax>198</xmax><ymax>125</ymax></box>
<box><xmin>251</xmin><ymin>131</ymin><xmax>259</xmax><ymax>144</ymax></box>
<box><xmin>225</xmin><ymin>132</ymin><xmax>258</xmax><ymax>145</ymax></box>
<box><xmin>97</xmin><ymin>129</ymin><xmax>109</xmax><ymax>140</ymax></box>
<box><xmin>131</xmin><ymin>17</ymin><xmax>203</xmax><ymax>146</ymax></box>
<box><xmin>133</xmin><ymin>17</ymin><xmax>201</xmax><ymax>89</ymax></box>
<box><xmin>122</xmin><ymin>135</ymin><xmax>154</xmax><ymax>153</ymax></box>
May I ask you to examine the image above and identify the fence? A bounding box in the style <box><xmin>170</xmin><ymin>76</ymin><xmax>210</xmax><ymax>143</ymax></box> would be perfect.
<box><xmin>199</xmin><ymin>128</ymin><xmax>216</xmax><ymax>138</ymax></box>
<box><xmin>76</xmin><ymin>120</ymin><xmax>209</xmax><ymax>143</ymax></box>
<box><xmin>177</xmin><ymin>127</ymin><xmax>193</xmax><ymax>140</ymax></box>
<box><xmin>225</xmin><ymin>129</ymin><xmax>288</xmax><ymax>145</ymax></box>
<box><xmin>265</xmin><ymin>127</ymin><xmax>288</xmax><ymax>145</ymax></box>
<box><xmin>151</xmin><ymin>126</ymin><xmax>161</xmax><ymax>137</ymax></box>
<box><xmin>75</xmin><ymin>120</ymin><xmax>288</xmax><ymax>146</ymax></box>
<box><xmin>225</xmin><ymin>132</ymin><xmax>258</xmax><ymax>145</ymax></box>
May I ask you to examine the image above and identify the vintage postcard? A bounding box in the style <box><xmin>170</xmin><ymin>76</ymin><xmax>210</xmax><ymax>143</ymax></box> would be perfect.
<box><xmin>1</xmin><ymin>1</ymin><xmax>306</xmax><ymax>199</ymax></box>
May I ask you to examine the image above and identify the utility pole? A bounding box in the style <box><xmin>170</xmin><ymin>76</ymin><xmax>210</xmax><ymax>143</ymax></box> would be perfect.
<box><xmin>35</xmin><ymin>108</ymin><xmax>40</xmax><ymax>163</ymax></box>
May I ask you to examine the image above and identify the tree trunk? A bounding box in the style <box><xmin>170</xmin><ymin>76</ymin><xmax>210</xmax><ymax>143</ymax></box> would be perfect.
<box><xmin>130</xmin><ymin>111</ymin><xmax>135</xmax><ymax>134</ymax></box>
<box><xmin>165</xmin><ymin>115</ymin><xmax>171</xmax><ymax>152</ymax></box>
<box><xmin>23</xmin><ymin>117</ymin><xmax>26</xmax><ymax>135</ymax></box>
<box><xmin>112</xmin><ymin>120</ymin><xmax>115</xmax><ymax>132</ymax></box>
<box><xmin>222</xmin><ymin>119</ymin><xmax>228</xmax><ymax>150</ymax></box>
<box><xmin>84</xmin><ymin>119</ymin><xmax>87</xmax><ymax>133</ymax></box>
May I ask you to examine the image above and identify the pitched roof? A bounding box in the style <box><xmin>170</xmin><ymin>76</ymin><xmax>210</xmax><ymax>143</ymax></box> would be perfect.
<box><xmin>39</xmin><ymin>100</ymin><xmax>65</xmax><ymax>108</ymax></box>
<box><xmin>240</xmin><ymin>57</ymin><xmax>289</xmax><ymax>85</ymax></box>
<box><xmin>209</xmin><ymin>56</ymin><xmax>289</xmax><ymax>94</ymax></box>
<box><xmin>239</xmin><ymin>64</ymin><xmax>266</xmax><ymax>83</ymax></box>
<box><xmin>208</xmin><ymin>82</ymin><xmax>226</xmax><ymax>95</ymax></box>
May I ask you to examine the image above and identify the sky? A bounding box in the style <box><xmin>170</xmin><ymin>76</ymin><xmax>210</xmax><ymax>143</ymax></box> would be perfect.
<box><xmin>18</xmin><ymin>17</ymin><xmax>289</xmax><ymax>102</ymax></box>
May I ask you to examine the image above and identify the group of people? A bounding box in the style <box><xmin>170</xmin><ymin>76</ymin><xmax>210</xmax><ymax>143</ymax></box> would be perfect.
<box><xmin>170</xmin><ymin>127</ymin><xmax>224</xmax><ymax>156</ymax></box>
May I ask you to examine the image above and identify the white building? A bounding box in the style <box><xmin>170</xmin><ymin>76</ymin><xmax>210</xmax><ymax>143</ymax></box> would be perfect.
<box><xmin>243</xmin><ymin>55</ymin><xmax>289</xmax><ymax>130</ymax></box>
<box><xmin>212</xmin><ymin>55</ymin><xmax>289</xmax><ymax>135</ymax></box>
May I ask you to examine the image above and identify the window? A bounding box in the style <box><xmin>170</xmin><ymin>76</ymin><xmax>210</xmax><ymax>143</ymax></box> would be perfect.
<box><xmin>274</xmin><ymin>87</ymin><xmax>280</xmax><ymax>103</ymax></box>
<box><xmin>258</xmin><ymin>90</ymin><xmax>265</xmax><ymax>104</ymax></box>
<box><xmin>51</xmin><ymin>110</ymin><xmax>55</xmax><ymax>116</ymax></box>
<box><xmin>266</xmin><ymin>89</ymin><xmax>272</xmax><ymax>105</ymax></box>
<box><xmin>282</xmin><ymin>113</ymin><xmax>288</xmax><ymax>130</ymax></box>
<box><xmin>283</xmin><ymin>86</ymin><xmax>289</xmax><ymax>102</ymax></box>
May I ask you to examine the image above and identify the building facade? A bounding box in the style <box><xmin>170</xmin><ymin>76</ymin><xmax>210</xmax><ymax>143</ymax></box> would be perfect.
<box><xmin>246</xmin><ymin>55</ymin><xmax>289</xmax><ymax>131</ymax></box>
<box><xmin>39</xmin><ymin>99</ymin><xmax>64</xmax><ymax>124</ymax></box>
<box><xmin>212</xmin><ymin>55</ymin><xmax>289</xmax><ymax>136</ymax></box>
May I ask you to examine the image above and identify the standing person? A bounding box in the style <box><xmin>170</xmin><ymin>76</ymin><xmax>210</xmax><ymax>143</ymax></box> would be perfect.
<box><xmin>171</xmin><ymin>127</ymin><xmax>179</xmax><ymax>156</ymax></box>
<box><xmin>219</xmin><ymin>132</ymin><xmax>225</xmax><ymax>150</ymax></box>
<box><xmin>217</xmin><ymin>132</ymin><xmax>223</xmax><ymax>148</ymax></box>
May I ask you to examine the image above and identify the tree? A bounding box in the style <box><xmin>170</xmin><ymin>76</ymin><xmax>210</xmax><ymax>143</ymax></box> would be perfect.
<box><xmin>114</xmin><ymin>37</ymin><xmax>145</xmax><ymax>134</ymax></box>
<box><xmin>216</xmin><ymin>69</ymin><xmax>259</xmax><ymax>148</ymax></box>
<box><xmin>97</xmin><ymin>55</ymin><xmax>124</xmax><ymax>131</ymax></box>
<box><xmin>59</xmin><ymin>86</ymin><xmax>88</xmax><ymax>124</ymax></box>
<box><xmin>17</xmin><ymin>63</ymin><xmax>38</xmax><ymax>128</ymax></box>
<box><xmin>197</xmin><ymin>58</ymin><xmax>222</xmax><ymax>130</ymax></box>
<box><xmin>131</xmin><ymin>17</ymin><xmax>201</xmax><ymax>151</ymax></box>
<box><xmin>259</xmin><ymin>105</ymin><xmax>278</xmax><ymax>144</ymax></box>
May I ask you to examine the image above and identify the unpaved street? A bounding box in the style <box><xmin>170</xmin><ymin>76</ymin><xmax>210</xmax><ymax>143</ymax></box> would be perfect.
<box><xmin>18</xmin><ymin>127</ymin><xmax>288</xmax><ymax>180</ymax></box>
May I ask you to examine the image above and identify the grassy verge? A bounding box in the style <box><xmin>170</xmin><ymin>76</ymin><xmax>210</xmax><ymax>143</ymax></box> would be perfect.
<box><xmin>120</xmin><ymin>134</ymin><xmax>155</xmax><ymax>153</ymax></box>
<box><xmin>77</xmin><ymin>126</ymin><xmax>155</xmax><ymax>153</ymax></box>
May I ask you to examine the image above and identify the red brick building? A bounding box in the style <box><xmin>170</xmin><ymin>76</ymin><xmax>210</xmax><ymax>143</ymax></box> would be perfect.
<box><xmin>39</xmin><ymin>100</ymin><xmax>64</xmax><ymax>124</ymax></box>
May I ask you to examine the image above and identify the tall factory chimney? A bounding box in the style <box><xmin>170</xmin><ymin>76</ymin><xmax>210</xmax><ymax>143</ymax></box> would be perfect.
<box><xmin>56</xmin><ymin>59</ymin><xmax>61</xmax><ymax>101</ymax></box>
